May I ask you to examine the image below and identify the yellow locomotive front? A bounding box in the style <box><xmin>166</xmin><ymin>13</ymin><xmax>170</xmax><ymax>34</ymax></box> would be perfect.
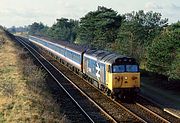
<box><xmin>106</xmin><ymin>58</ymin><xmax>140</xmax><ymax>99</ymax></box>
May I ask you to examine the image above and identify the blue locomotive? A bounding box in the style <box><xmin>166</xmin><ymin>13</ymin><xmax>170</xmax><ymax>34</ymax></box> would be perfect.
<box><xmin>29</xmin><ymin>36</ymin><xmax>140</xmax><ymax>99</ymax></box>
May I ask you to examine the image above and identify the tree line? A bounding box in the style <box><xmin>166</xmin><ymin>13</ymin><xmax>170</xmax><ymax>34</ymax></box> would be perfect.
<box><xmin>28</xmin><ymin>6</ymin><xmax>180</xmax><ymax>81</ymax></box>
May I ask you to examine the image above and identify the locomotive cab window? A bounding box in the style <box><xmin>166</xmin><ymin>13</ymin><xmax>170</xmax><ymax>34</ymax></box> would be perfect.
<box><xmin>126</xmin><ymin>65</ymin><xmax>138</xmax><ymax>72</ymax></box>
<box><xmin>112</xmin><ymin>64</ymin><xmax>139</xmax><ymax>73</ymax></box>
<box><xmin>113</xmin><ymin>65</ymin><xmax>125</xmax><ymax>73</ymax></box>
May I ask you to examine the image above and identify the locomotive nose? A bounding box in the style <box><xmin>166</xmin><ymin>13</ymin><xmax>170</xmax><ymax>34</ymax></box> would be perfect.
<box><xmin>132</xmin><ymin>76</ymin><xmax>137</xmax><ymax>80</ymax></box>
<box><xmin>124</xmin><ymin>76</ymin><xmax>128</xmax><ymax>80</ymax></box>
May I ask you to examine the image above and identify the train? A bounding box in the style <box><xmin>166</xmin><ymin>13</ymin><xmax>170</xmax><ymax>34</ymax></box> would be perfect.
<box><xmin>29</xmin><ymin>35</ymin><xmax>140</xmax><ymax>99</ymax></box>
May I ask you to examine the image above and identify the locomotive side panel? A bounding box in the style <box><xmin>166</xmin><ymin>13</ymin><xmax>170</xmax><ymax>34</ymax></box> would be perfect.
<box><xmin>105</xmin><ymin>65</ymin><xmax>113</xmax><ymax>91</ymax></box>
<box><xmin>83</xmin><ymin>56</ymin><xmax>98</xmax><ymax>80</ymax></box>
<box><xmin>83</xmin><ymin>55</ymin><xmax>106</xmax><ymax>85</ymax></box>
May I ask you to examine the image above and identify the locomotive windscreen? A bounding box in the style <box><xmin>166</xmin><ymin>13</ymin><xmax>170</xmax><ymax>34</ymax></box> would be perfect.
<box><xmin>112</xmin><ymin>65</ymin><xmax>139</xmax><ymax>73</ymax></box>
<box><xmin>111</xmin><ymin>57</ymin><xmax>139</xmax><ymax>73</ymax></box>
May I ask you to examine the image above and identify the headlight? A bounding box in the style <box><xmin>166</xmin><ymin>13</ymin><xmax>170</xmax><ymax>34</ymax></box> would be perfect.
<box><xmin>124</xmin><ymin>77</ymin><xmax>128</xmax><ymax>80</ymax></box>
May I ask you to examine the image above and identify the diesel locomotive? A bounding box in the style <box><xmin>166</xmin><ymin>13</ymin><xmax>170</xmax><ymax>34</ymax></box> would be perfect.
<box><xmin>29</xmin><ymin>36</ymin><xmax>140</xmax><ymax>99</ymax></box>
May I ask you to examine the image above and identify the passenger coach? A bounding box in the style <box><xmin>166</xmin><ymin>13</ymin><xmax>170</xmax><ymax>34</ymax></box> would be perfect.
<box><xmin>29</xmin><ymin>35</ymin><xmax>88</xmax><ymax>71</ymax></box>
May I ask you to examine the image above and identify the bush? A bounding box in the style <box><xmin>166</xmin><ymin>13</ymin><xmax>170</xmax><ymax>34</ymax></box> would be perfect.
<box><xmin>27</xmin><ymin>68</ymin><xmax>46</xmax><ymax>93</ymax></box>
<box><xmin>17</xmin><ymin>48</ymin><xmax>29</xmax><ymax>59</ymax></box>
<box><xmin>19</xmin><ymin>57</ymin><xmax>47</xmax><ymax>93</ymax></box>
<box><xmin>0</xmin><ymin>82</ymin><xmax>15</xmax><ymax>97</ymax></box>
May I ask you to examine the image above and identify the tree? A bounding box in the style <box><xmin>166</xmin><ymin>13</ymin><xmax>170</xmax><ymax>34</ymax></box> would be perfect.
<box><xmin>115</xmin><ymin>10</ymin><xmax>168</xmax><ymax>63</ymax></box>
<box><xmin>47</xmin><ymin>18</ymin><xmax>79</xmax><ymax>42</ymax></box>
<box><xmin>147</xmin><ymin>21</ymin><xmax>180</xmax><ymax>80</ymax></box>
<box><xmin>28</xmin><ymin>22</ymin><xmax>48</xmax><ymax>36</ymax></box>
<box><xmin>77</xmin><ymin>6</ymin><xmax>122</xmax><ymax>49</ymax></box>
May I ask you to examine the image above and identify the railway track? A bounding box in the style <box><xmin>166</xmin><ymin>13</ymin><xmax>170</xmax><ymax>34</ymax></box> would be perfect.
<box><xmin>16</xmin><ymin>36</ymin><xmax>146</xmax><ymax>122</ymax></box>
<box><xmin>15</xmin><ymin>36</ymin><xmax>179</xmax><ymax>123</ymax></box>
<box><xmin>135</xmin><ymin>95</ymin><xmax>180</xmax><ymax>123</ymax></box>
<box><xmin>119</xmin><ymin>101</ymin><xmax>172</xmax><ymax>123</ymax></box>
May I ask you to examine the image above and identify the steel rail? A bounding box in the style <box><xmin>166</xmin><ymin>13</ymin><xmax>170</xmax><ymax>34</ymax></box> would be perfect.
<box><xmin>136</xmin><ymin>102</ymin><xmax>171</xmax><ymax>123</ymax></box>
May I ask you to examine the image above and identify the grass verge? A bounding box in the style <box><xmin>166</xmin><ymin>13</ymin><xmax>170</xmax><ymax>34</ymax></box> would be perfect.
<box><xmin>0</xmin><ymin>28</ymin><xmax>70</xmax><ymax>122</ymax></box>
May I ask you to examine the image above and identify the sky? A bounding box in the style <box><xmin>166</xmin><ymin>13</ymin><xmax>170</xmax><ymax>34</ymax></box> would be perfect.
<box><xmin>0</xmin><ymin>0</ymin><xmax>179</xmax><ymax>28</ymax></box>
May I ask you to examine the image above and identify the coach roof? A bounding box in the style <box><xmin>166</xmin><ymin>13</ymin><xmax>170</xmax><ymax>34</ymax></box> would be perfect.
<box><xmin>33</xmin><ymin>36</ymin><xmax>89</xmax><ymax>53</ymax></box>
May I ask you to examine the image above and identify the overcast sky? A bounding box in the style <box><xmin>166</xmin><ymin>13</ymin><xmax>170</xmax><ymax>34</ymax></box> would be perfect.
<box><xmin>0</xmin><ymin>0</ymin><xmax>179</xmax><ymax>28</ymax></box>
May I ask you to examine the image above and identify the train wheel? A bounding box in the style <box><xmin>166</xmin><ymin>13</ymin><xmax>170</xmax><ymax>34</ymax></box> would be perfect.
<box><xmin>100</xmin><ymin>85</ymin><xmax>105</xmax><ymax>91</ymax></box>
<box><xmin>106</xmin><ymin>89</ymin><xmax>111</xmax><ymax>96</ymax></box>
<box><xmin>110</xmin><ymin>91</ymin><xmax>117</xmax><ymax>100</ymax></box>
<box><xmin>131</xmin><ymin>92</ymin><xmax>137</xmax><ymax>101</ymax></box>
<box><xmin>119</xmin><ymin>94</ymin><xmax>126</xmax><ymax>100</ymax></box>
<box><xmin>111</xmin><ymin>94</ymin><xmax>118</xmax><ymax>100</ymax></box>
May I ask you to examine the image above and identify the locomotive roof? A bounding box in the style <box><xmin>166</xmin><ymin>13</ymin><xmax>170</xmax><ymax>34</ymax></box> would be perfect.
<box><xmin>85</xmin><ymin>49</ymin><xmax>131</xmax><ymax>64</ymax></box>
<box><xmin>32</xmin><ymin>36</ymin><xmax>89</xmax><ymax>53</ymax></box>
